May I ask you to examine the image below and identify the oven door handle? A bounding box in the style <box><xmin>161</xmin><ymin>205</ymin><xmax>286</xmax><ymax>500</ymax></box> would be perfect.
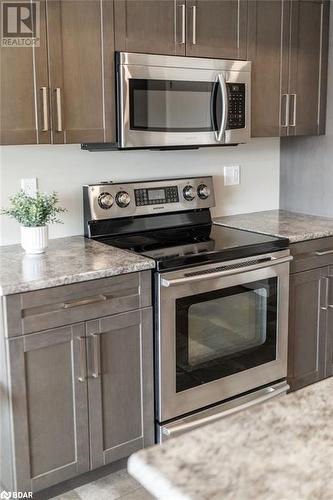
<box><xmin>161</xmin><ymin>383</ymin><xmax>290</xmax><ymax>439</ymax></box>
<box><xmin>160</xmin><ymin>255</ymin><xmax>293</xmax><ymax>287</ymax></box>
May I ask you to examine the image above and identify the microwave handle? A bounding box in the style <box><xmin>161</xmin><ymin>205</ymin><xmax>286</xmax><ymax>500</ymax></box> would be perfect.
<box><xmin>215</xmin><ymin>73</ymin><xmax>228</xmax><ymax>142</ymax></box>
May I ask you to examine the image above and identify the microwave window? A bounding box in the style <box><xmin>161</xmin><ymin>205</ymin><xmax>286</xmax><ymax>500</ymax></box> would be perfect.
<box><xmin>129</xmin><ymin>79</ymin><xmax>219</xmax><ymax>132</ymax></box>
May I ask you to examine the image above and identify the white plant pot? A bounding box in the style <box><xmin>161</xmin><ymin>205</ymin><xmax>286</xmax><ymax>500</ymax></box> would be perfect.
<box><xmin>21</xmin><ymin>226</ymin><xmax>49</xmax><ymax>255</ymax></box>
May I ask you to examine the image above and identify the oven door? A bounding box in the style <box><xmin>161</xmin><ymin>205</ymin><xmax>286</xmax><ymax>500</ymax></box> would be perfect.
<box><xmin>117</xmin><ymin>56</ymin><xmax>251</xmax><ymax>148</ymax></box>
<box><xmin>156</xmin><ymin>251</ymin><xmax>291</xmax><ymax>423</ymax></box>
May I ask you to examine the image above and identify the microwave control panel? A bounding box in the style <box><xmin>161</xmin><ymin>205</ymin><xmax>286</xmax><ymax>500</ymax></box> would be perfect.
<box><xmin>227</xmin><ymin>83</ymin><xmax>246</xmax><ymax>130</ymax></box>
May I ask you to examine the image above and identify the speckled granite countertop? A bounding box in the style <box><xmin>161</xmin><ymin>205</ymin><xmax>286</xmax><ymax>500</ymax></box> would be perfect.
<box><xmin>0</xmin><ymin>236</ymin><xmax>155</xmax><ymax>295</ymax></box>
<box><xmin>214</xmin><ymin>209</ymin><xmax>333</xmax><ymax>243</ymax></box>
<box><xmin>128</xmin><ymin>378</ymin><xmax>333</xmax><ymax>500</ymax></box>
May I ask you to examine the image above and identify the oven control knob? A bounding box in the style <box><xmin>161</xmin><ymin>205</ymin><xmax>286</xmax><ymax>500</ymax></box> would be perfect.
<box><xmin>183</xmin><ymin>185</ymin><xmax>196</xmax><ymax>201</ymax></box>
<box><xmin>98</xmin><ymin>192</ymin><xmax>114</xmax><ymax>210</ymax></box>
<box><xmin>116</xmin><ymin>191</ymin><xmax>131</xmax><ymax>208</ymax></box>
<box><xmin>197</xmin><ymin>184</ymin><xmax>210</xmax><ymax>200</ymax></box>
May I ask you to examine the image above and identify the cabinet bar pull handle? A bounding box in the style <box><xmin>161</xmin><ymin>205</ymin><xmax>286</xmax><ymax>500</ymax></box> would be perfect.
<box><xmin>63</xmin><ymin>294</ymin><xmax>107</xmax><ymax>309</ymax></box>
<box><xmin>78</xmin><ymin>336</ymin><xmax>87</xmax><ymax>382</ymax></box>
<box><xmin>315</xmin><ymin>249</ymin><xmax>333</xmax><ymax>256</ymax></box>
<box><xmin>179</xmin><ymin>4</ymin><xmax>185</xmax><ymax>44</ymax></box>
<box><xmin>40</xmin><ymin>87</ymin><xmax>49</xmax><ymax>131</ymax></box>
<box><xmin>290</xmin><ymin>93</ymin><xmax>297</xmax><ymax>127</ymax></box>
<box><xmin>281</xmin><ymin>94</ymin><xmax>289</xmax><ymax>127</ymax></box>
<box><xmin>55</xmin><ymin>87</ymin><xmax>63</xmax><ymax>132</ymax></box>
<box><xmin>192</xmin><ymin>5</ymin><xmax>196</xmax><ymax>44</ymax></box>
<box><xmin>91</xmin><ymin>334</ymin><xmax>101</xmax><ymax>379</ymax></box>
<box><xmin>320</xmin><ymin>277</ymin><xmax>329</xmax><ymax>311</ymax></box>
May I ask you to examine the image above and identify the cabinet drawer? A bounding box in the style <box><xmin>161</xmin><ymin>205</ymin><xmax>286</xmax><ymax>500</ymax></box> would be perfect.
<box><xmin>290</xmin><ymin>237</ymin><xmax>333</xmax><ymax>274</ymax></box>
<box><xmin>3</xmin><ymin>271</ymin><xmax>151</xmax><ymax>337</ymax></box>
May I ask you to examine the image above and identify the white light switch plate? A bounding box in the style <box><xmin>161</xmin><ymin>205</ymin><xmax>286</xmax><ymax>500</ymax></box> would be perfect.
<box><xmin>224</xmin><ymin>166</ymin><xmax>240</xmax><ymax>186</ymax></box>
<box><xmin>21</xmin><ymin>178</ymin><xmax>38</xmax><ymax>197</ymax></box>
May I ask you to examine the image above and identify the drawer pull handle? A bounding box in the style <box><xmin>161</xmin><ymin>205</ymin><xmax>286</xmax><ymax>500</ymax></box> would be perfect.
<box><xmin>315</xmin><ymin>249</ymin><xmax>333</xmax><ymax>256</ymax></box>
<box><xmin>91</xmin><ymin>334</ymin><xmax>101</xmax><ymax>379</ymax></box>
<box><xmin>78</xmin><ymin>336</ymin><xmax>87</xmax><ymax>382</ymax></box>
<box><xmin>63</xmin><ymin>294</ymin><xmax>107</xmax><ymax>309</ymax></box>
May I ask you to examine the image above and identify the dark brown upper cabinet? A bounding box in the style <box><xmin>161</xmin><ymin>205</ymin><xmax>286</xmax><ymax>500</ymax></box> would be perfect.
<box><xmin>114</xmin><ymin>0</ymin><xmax>247</xmax><ymax>60</ymax></box>
<box><xmin>248</xmin><ymin>0</ymin><xmax>330</xmax><ymax>138</ymax></box>
<box><xmin>47</xmin><ymin>0</ymin><xmax>115</xmax><ymax>144</ymax></box>
<box><xmin>0</xmin><ymin>0</ymin><xmax>115</xmax><ymax>145</ymax></box>
<box><xmin>114</xmin><ymin>0</ymin><xmax>186</xmax><ymax>56</ymax></box>
<box><xmin>0</xmin><ymin>0</ymin><xmax>50</xmax><ymax>145</ymax></box>
<box><xmin>185</xmin><ymin>0</ymin><xmax>248</xmax><ymax>59</ymax></box>
<box><xmin>288</xmin><ymin>0</ymin><xmax>330</xmax><ymax>136</ymax></box>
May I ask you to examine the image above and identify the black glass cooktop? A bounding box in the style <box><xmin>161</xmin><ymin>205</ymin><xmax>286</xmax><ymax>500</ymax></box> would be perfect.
<box><xmin>98</xmin><ymin>223</ymin><xmax>289</xmax><ymax>271</ymax></box>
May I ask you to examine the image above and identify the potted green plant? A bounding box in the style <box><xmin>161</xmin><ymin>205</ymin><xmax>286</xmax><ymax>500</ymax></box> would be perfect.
<box><xmin>1</xmin><ymin>191</ymin><xmax>67</xmax><ymax>254</ymax></box>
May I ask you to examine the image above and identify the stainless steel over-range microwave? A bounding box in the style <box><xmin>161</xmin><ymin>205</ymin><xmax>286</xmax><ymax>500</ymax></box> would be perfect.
<box><xmin>116</xmin><ymin>52</ymin><xmax>251</xmax><ymax>149</ymax></box>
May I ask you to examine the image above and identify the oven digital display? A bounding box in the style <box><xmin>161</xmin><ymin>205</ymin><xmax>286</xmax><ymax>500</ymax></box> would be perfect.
<box><xmin>148</xmin><ymin>189</ymin><xmax>165</xmax><ymax>201</ymax></box>
<box><xmin>135</xmin><ymin>186</ymin><xmax>179</xmax><ymax>206</ymax></box>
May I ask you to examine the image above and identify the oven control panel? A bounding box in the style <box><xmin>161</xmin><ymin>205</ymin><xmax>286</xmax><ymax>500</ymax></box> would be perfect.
<box><xmin>84</xmin><ymin>177</ymin><xmax>215</xmax><ymax>221</ymax></box>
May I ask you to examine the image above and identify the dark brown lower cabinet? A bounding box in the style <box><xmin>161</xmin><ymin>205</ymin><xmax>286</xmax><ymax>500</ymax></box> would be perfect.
<box><xmin>87</xmin><ymin>309</ymin><xmax>154</xmax><ymax>470</ymax></box>
<box><xmin>327</xmin><ymin>265</ymin><xmax>333</xmax><ymax>377</ymax></box>
<box><xmin>287</xmin><ymin>238</ymin><xmax>333</xmax><ymax>391</ymax></box>
<box><xmin>6</xmin><ymin>325</ymin><xmax>90</xmax><ymax>493</ymax></box>
<box><xmin>0</xmin><ymin>273</ymin><xmax>154</xmax><ymax>494</ymax></box>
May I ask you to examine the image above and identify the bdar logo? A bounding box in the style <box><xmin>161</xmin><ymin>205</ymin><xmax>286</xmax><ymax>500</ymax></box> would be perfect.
<box><xmin>0</xmin><ymin>492</ymin><xmax>11</xmax><ymax>499</ymax></box>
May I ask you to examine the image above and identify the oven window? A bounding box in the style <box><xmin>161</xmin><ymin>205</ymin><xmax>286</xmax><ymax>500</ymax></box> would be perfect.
<box><xmin>129</xmin><ymin>79</ymin><xmax>221</xmax><ymax>132</ymax></box>
<box><xmin>176</xmin><ymin>278</ymin><xmax>278</xmax><ymax>392</ymax></box>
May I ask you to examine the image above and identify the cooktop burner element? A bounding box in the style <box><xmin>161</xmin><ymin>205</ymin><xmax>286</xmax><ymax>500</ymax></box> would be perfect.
<box><xmin>83</xmin><ymin>177</ymin><xmax>289</xmax><ymax>271</ymax></box>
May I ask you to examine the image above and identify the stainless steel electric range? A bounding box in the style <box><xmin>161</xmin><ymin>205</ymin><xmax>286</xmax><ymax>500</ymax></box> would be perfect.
<box><xmin>83</xmin><ymin>177</ymin><xmax>292</xmax><ymax>442</ymax></box>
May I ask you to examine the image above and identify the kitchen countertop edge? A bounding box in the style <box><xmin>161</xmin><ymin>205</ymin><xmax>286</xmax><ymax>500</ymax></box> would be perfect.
<box><xmin>128</xmin><ymin>455</ymin><xmax>187</xmax><ymax>500</ymax></box>
<box><xmin>213</xmin><ymin>209</ymin><xmax>333</xmax><ymax>243</ymax></box>
<box><xmin>0</xmin><ymin>236</ymin><xmax>155</xmax><ymax>296</ymax></box>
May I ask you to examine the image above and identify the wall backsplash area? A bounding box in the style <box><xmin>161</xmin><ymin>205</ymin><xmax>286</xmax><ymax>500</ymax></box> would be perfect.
<box><xmin>0</xmin><ymin>137</ymin><xmax>279</xmax><ymax>246</ymax></box>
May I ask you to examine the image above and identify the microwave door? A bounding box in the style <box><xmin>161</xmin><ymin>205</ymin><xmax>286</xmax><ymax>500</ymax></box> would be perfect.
<box><xmin>213</xmin><ymin>74</ymin><xmax>228</xmax><ymax>143</ymax></box>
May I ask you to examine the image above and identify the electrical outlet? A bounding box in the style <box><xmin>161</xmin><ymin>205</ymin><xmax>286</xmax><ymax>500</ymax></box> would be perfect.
<box><xmin>21</xmin><ymin>178</ymin><xmax>38</xmax><ymax>197</ymax></box>
<box><xmin>224</xmin><ymin>166</ymin><xmax>240</xmax><ymax>186</ymax></box>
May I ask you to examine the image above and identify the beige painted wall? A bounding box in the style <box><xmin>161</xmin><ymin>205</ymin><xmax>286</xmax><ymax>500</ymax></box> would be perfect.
<box><xmin>0</xmin><ymin>137</ymin><xmax>280</xmax><ymax>245</ymax></box>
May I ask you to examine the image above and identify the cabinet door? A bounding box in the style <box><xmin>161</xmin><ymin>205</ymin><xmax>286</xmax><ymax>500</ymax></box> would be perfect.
<box><xmin>47</xmin><ymin>0</ymin><xmax>115</xmax><ymax>144</ymax></box>
<box><xmin>185</xmin><ymin>0</ymin><xmax>247</xmax><ymax>59</ymax></box>
<box><xmin>87</xmin><ymin>309</ymin><xmax>154</xmax><ymax>469</ymax></box>
<box><xmin>247</xmin><ymin>0</ymin><xmax>290</xmax><ymax>137</ymax></box>
<box><xmin>0</xmin><ymin>0</ymin><xmax>50</xmax><ymax>144</ymax></box>
<box><xmin>8</xmin><ymin>325</ymin><xmax>89</xmax><ymax>492</ymax></box>
<box><xmin>326</xmin><ymin>267</ymin><xmax>333</xmax><ymax>378</ymax></box>
<box><xmin>288</xmin><ymin>268</ymin><xmax>328</xmax><ymax>391</ymax></box>
<box><xmin>114</xmin><ymin>0</ymin><xmax>185</xmax><ymax>56</ymax></box>
<box><xmin>288</xmin><ymin>0</ymin><xmax>329</xmax><ymax>136</ymax></box>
